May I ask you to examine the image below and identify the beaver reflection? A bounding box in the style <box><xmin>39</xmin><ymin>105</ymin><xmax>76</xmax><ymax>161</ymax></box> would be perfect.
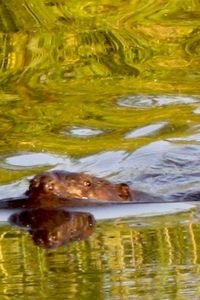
<box><xmin>9</xmin><ymin>208</ymin><xmax>95</xmax><ymax>249</ymax></box>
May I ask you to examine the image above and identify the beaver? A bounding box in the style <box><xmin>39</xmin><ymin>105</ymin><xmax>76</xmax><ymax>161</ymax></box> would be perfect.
<box><xmin>2</xmin><ymin>170</ymin><xmax>200</xmax><ymax>249</ymax></box>
<box><xmin>26</xmin><ymin>170</ymin><xmax>161</xmax><ymax>203</ymax></box>
<box><xmin>1</xmin><ymin>170</ymin><xmax>199</xmax><ymax>210</ymax></box>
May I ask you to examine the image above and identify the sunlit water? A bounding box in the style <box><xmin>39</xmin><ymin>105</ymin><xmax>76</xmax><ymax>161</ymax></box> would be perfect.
<box><xmin>1</xmin><ymin>0</ymin><xmax>200</xmax><ymax>299</ymax></box>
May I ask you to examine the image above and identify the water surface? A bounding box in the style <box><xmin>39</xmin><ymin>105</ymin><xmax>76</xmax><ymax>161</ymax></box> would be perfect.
<box><xmin>1</xmin><ymin>0</ymin><xmax>200</xmax><ymax>299</ymax></box>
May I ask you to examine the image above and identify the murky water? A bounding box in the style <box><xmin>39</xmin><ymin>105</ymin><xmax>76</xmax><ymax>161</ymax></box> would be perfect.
<box><xmin>1</xmin><ymin>0</ymin><xmax>200</xmax><ymax>299</ymax></box>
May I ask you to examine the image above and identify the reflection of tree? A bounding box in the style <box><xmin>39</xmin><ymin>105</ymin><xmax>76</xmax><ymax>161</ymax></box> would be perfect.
<box><xmin>1</xmin><ymin>216</ymin><xmax>200</xmax><ymax>298</ymax></box>
<box><xmin>0</xmin><ymin>0</ymin><xmax>199</xmax><ymax>86</ymax></box>
<box><xmin>0</xmin><ymin>2</ymin><xmax>159</xmax><ymax>83</ymax></box>
<box><xmin>0</xmin><ymin>1</ymin><xmax>18</xmax><ymax>32</ymax></box>
<box><xmin>184</xmin><ymin>27</ymin><xmax>200</xmax><ymax>57</ymax></box>
<box><xmin>0</xmin><ymin>28</ymin><xmax>141</xmax><ymax>84</ymax></box>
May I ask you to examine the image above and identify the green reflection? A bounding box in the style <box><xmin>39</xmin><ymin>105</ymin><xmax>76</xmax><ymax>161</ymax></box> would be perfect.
<box><xmin>0</xmin><ymin>0</ymin><xmax>199</xmax><ymax>87</ymax></box>
<box><xmin>0</xmin><ymin>1</ymin><xmax>200</xmax><ymax>299</ymax></box>
<box><xmin>1</xmin><ymin>211</ymin><xmax>200</xmax><ymax>299</ymax></box>
<box><xmin>0</xmin><ymin>84</ymin><xmax>199</xmax><ymax>158</ymax></box>
<box><xmin>0</xmin><ymin>0</ymin><xmax>199</xmax><ymax>159</ymax></box>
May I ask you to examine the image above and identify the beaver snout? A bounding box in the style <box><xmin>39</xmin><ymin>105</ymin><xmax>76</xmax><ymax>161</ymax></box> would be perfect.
<box><xmin>26</xmin><ymin>172</ymin><xmax>58</xmax><ymax>197</ymax></box>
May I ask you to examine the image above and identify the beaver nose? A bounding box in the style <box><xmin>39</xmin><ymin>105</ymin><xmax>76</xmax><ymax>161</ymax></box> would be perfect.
<box><xmin>27</xmin><ymin>175</ymin><xmax>55</xmax><ymax>195</ymax></box>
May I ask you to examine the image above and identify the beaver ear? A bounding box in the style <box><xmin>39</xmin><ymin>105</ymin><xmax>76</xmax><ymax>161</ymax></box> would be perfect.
<box><xmin>117</xmin><ymin>183</ymin><xmax>131</xmax><ymax>200</ymax></box>
<box><xmin>29</xmin><ymin>178</ymin><xmax>39</xmax><ymax>188</ymax></box>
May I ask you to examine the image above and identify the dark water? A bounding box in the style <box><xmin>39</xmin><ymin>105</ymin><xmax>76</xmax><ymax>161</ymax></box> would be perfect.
<box><xmin>1</xmin><ymin>0</ymin><xmax>200</xmax><ymax>299</ymax></box>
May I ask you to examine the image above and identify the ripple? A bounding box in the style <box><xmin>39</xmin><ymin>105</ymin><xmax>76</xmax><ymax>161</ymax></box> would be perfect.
<box><xmin>2</xmin><ymin>141</ymin><xmax>200</xmax><ymax>200</ymax></box>
<box><xmin>169</xmin><ymin>134</ymin><xmax>200</xmax><ymax>143</ymax></box>
<box><xmin>193</xmin><ymin>108</ymin><xmax>200</xmax><ymax>114</ymax></box>
<box><xmin>111</xmin><ymin>141</ymin><xmax>200</xmax><ymax>194</ymax></box>
<box><xmin>83</xmin><ymin>3</ymin><xmax>119</xmax><ymax>16</ymax></box>
<box><xmin>168</xmin><ymin>124</ymin><xmax>200</xmax><ymax>143</ymax></box>
<box><xmin>62</xmin><ymin>126</ymin><xmax>104</xmax><ymax>138</ymax></box>
<box><xmin>117</xmin><ymin>95</ymin><xmax>199</xmax><ymax>108</ymax></box>
<box><xmin>78</xmin><ymin>150</ymin><xmax>127</xmax><ymax>177</ymax></box>
<box><xmin>125</xmin><ymin>122</ymin><xmax>168</xmax><ymax>139</ymax></box>
<box><xmin>4</xmin><ymin>153</ymin><xmax>67</xmax><ymax>168</ymax></box>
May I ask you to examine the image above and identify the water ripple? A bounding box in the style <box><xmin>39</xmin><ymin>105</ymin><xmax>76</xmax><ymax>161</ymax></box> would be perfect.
<box><xmin>125</xmin><ymin>122</ymin><xmax>168</xmax><ymax>139</ymax></box>
<box><xmin>61</xmin><ymin>126</ymin><xmax>104</xmax><ymax>138</ymax></box>
<box><xmin>118</xmin><ymin>95</ymin><xmax>199</xmax><ymax>108</ymax></box>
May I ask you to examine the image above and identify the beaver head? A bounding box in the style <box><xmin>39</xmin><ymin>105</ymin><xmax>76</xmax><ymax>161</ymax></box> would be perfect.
<box><xmin>26</xmin><ymin>170</ymin><xmax>132</xmax><ymax>202</ymax></box>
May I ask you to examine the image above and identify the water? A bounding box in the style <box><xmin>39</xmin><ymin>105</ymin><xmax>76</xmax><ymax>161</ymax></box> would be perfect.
<box><xmin>1</xmin><ymin>0</ymin><xmax>200</xmax><ymax>299</ymax></box>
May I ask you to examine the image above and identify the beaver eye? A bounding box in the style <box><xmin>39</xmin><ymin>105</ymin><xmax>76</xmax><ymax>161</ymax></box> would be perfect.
<box><xmin>45</xmin><ymin>182</ymin><xmax>54</xmax><ymax>191</ymax></box>
<box><xmin>83</xmin><ymin>180</ymin><xmax>91</xmax><ymax>187</ymax></box>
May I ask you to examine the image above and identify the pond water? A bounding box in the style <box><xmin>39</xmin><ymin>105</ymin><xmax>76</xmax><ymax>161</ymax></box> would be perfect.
<box><xmin>1</xmin><ymin>0</ymin><xmax>200</xmax><ymax>299</ymax></box>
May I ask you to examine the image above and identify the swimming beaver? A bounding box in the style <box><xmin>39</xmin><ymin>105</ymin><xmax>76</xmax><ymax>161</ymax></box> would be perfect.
<box><xmin>1</xmin><ymin>169</ymin><xmax>200</xmax><ymax>250</ymax></box>
<box><xmin>26</xmin><ymin>170</ymin><xmax>160</xmax><ymax>203</ymax></box>
<box><xmin>1</xmin><ymin>170</ymin><xmax>199</xmax><ymax>210</ymax></box>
